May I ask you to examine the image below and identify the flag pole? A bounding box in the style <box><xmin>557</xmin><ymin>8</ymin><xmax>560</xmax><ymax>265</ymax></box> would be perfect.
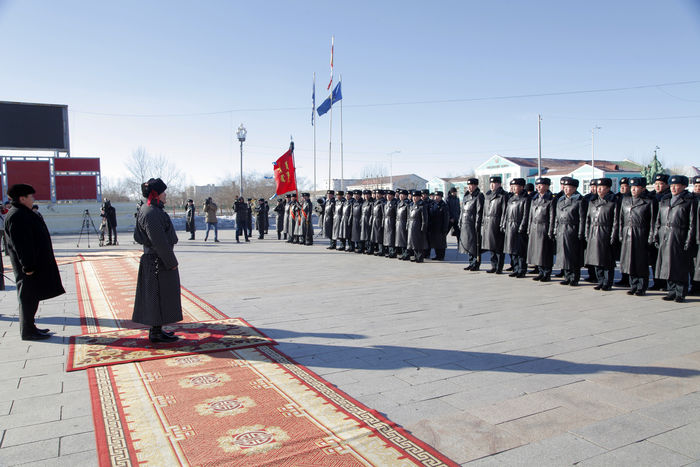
<box><xmin>290</xmin><ymin>138</ymin><xmax>298</xmax><ymax>194</ymax></box>
<box><xmin>313</xmin><ymin>72</ymin><xmax>317</xmax><ymax>193</ymax></box>
<box><xmin>328</xmin><ymin>92</ymin><xmax>333</xmax><ymax>191</ymax></box>
<box><xmin>340</xmin><ymin>74</ymin><xmax>344</xmax><ymax>191</ymax></box>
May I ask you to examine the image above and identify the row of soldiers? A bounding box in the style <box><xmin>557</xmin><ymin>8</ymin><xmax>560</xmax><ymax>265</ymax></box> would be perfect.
<box><xmin>277</xmin><ymin>173</ymin><xmax>699</xmax><ymax>302</ymax></box>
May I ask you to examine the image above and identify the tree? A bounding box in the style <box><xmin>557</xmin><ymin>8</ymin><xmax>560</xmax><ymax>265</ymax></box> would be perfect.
<box><xmin>360</xmin><ymin>162</ymin><xmax>388</xmax><ymax>188</ymax></box>
<box><xmin>101</xmin><ymin>177</ymin><xmax>131</xmax><ymax>202</ymax></box>
<box><xmin>124</xmin><ymin>147</ymin><xmax>184</xmax><ymax>199</ymax></box>
<box><xmin>640</xmin><ymin>151</ymin><xmax>665</xmax><ymax>185</ymax></box>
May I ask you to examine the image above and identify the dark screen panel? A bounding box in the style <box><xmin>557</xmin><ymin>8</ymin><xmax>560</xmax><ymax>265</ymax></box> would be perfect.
<box><xmin>0</xmin><ymin>102</ymin><xmax>68</xmax><ymax>151</ymax></box>
<box><xmin>6</xmin><ymin>161</ymin><xmax>52</xmax><ymax>200</ymax></box>
<box><xmin>55</xmin><ymin>175</ymin><xmax>97</xmax><ymax>200</ymax></box>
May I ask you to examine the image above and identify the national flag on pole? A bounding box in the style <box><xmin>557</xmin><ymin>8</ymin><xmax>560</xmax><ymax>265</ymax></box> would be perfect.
<box><xmin>316</xmin><ymin>81</ymin><xmax>342</xmax><ymax>117</ymax></box>
<box><xmin>312</xmin><ymin>74</ymin><xmax>316</xmax><ymax>126</ymax></box>
<box><xmin>327</xmin><ymin>36</ymin><xmax>334</xmax><ymax>90</ymax></box>
<box><xmin>272</xmin><ymin>148</ymin><xmax>297</xmax><ymax>195</ymax></box>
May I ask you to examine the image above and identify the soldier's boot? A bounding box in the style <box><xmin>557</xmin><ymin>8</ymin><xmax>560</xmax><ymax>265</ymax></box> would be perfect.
<box><xmin>283</xmin><ymin>233</ymin><xmax>287</xmax><ymax>240</ymax></box>
<box><xmin>346</xmin><ymin>241</ymin><xmax>355</xmax><ymax>252</ymax></box>
<box><xmin>388</xmin><ymin>247</ymin><xmax>396</xmax><ymax>258</ymax></box>
<box><xmin>415</xmin><ymin>251</ymin><xmax>424</xmax><ymax>263</ymax></box>
<box><xmin>327</xmin><ymin>240</ymin><xmax>336</xmax><ymax>250</ymax></box>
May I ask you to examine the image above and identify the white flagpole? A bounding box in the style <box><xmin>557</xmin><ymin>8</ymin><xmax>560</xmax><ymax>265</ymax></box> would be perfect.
<box><xmin>328</xmin><ymin>92</ymin><xmax>333</xmax><ymax>191</ymax></box>
<box><xmin>340</xmin><ymin>75</ymin><xmax>344</xmax><ymax>191</ymax></box>
<box><xmin>313</xmin><ymin>72</ymin><xmax>317</xmax><ymax>193</ymax></box>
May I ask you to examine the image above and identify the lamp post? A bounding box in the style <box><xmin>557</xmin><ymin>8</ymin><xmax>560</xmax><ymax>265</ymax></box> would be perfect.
<box><xmin>236</xmin><ymin>124</ymin><xmax>247</xmax><ymax>197</ymax></box>
<box><xmin>388</xmin><ymin>150</ymin><xmax>401</xmax><ymax>188</ymax></box>
<box><xmin>591</xmin><ymin>125</ymin><xmax>601</xmax><ymax>181</ymax></box>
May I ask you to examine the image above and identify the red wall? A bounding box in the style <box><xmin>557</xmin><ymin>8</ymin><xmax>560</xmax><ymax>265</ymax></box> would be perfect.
<box><xmin>6</xmin><ymin>160</ymin><xmax>51</xmax><ymax>200</ymax></box>
<box><xmin>55</xmin><ymin>176</ymin><xmax>97</xmax><ymax>200</ymax></box>
<box><xmin>54</xmin><ymin>158</ymin><xmax>100</xmax><ymax>172</ymax></box>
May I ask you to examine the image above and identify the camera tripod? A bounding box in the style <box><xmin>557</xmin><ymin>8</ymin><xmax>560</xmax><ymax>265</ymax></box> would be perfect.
<box><xmin>77</xmin><ymin>209</ymin><xmax>100</xmax><ymax>248</ymax></box>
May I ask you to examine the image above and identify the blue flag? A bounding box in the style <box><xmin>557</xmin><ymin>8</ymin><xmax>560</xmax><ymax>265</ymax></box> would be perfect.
<box><xmin>316</xmin><ymin>81</ymin><xmax>342</xmax><ymax>117</ymax></box>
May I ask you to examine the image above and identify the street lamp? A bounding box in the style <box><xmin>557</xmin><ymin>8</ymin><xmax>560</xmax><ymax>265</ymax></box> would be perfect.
<box><xmin>236</xmin><ymin>124</ymin><xmax>247</xmax><ymax>197</ymax></box>
<box><xmin>388</xmin><ymin>150</ymin><xmax>401</xmax><ymax>188</ymax></box>
<box><xmin>591</xmin><ymin>126</ymin><xmax>602</xmax><ymax>181</ymax></box>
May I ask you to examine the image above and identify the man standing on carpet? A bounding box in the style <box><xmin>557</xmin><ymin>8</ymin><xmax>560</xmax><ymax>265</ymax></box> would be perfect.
<box><xmin>5</xmin><ymin>184</ymin><xmax>65</xmax><ymax>340</ymax></box>
<box><xmin>132</xmin><ymin>178</ymin><xmax>182</xmax><ymax>343</ymax></box>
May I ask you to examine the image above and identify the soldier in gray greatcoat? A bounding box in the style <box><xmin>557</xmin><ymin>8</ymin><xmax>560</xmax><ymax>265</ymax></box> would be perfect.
<box><xmin>185</xmin><ymin>199</ymin><xmax>196</xmax><ymax>240</ymax></box>
<box><xmin>132</xmin><ymin>178</ymin><xmax>182</xmax><ymax>343</ymax></box>
<box><xmin>300</xmin><ymin>192</ymin><xmax>314</xmax><ymax>245</ymax></box>
<box><xmin>323</xmin><ymin>190</ymin><xmax>336</xmax><ymax>249</ymax></box>
<box><xmin>649</xmin><ymin>174</ymin><xmax>671</xmax><ymax>290</ymax></box>
<box><xmin>654</xmin><ymin>175</ymin><xmax>697</xmax><ymax>302</ymax></box>
<box><xmin>360</xmin><ymin>190</ymin><xmax>374</xmax><ymax>254</ymax></box>
<box><xmin>693</xmin><ymin>176</ymin><xmax>700</xmax><ymax>295</ymax></box>
<box><xmin>395</xmin><ymin>190</ymin><xmax>410</xmax><ymax>259</ymax></box>
<box><xmin>288</xmin><ymin>193</ymin><xmax>301</xmax><ymax>243</ymax></box>
<box><xmin>382</xmin><ymin>190</ymin><xmax>398</xmax><ymax>258</ymax></box>
<box><xmin>370</xmin><ymin>189</ymin><xmax>386</xmax><ymax>255</ymax></box>
<box><xmin>402</xmin><ymin>191</ymin><xmax>428</xmax><ymax>263</ymax></box>
<box><xmin>618</xmin><ymin>177</ymin><xmax>657</xmax><ymax>296</ymax></box>
<box><xmin>554</xmin><ymin>177</ymin><xmax>587</xmax><ymax>286</ymax></box>
<box><xmin>527</xmin><ymin>178</ymin><xmax>556</xmax><ymax>282</ymax></box>
<box><xmin>330</xmin><ymin>191</ymin><xmax>344</xmax><ymax>250</ymax></box>
<box><xmin>502</xmin><ymin>178</ymin><xmax>531</xmax><ymax>277</ymax></box>
<box><xmin>427</xmin><ymin>191</ymin><xmax>450</xmax><ymax>260</ymax></box>
<box><xmin>341</xmin><ymin>191</ymin><xmax>354</xmax><ymax>252</ymax></box>
<box><xmin>584</xmin><ymin>178</ymin><xmax>619</xmax><ymax>290</ymax></box>
<box><xmin>350</xmin><ymin>190</ymin><xmax>364</xmax><ymax>253</ymax></box>
<box><xmin>481</xmin><ymin>176</ymin><xmax>508</xmax><ymax>274</ymax></box>
<box><xmin>459</xmin><ymin>178</ymin><xmax>484</xmax><ymax>271</ymax></box>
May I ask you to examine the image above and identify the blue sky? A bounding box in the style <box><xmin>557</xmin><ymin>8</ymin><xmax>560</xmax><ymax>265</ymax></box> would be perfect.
<box><xmin>1</xmin><ymin>0</ymin><xmax>699</xmax><ymax>187</ymax></box>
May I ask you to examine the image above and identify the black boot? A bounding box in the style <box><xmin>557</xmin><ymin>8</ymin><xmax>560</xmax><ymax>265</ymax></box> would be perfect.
<box><xmin>149</xmin><ymin>326</ymin><xmax>178</xmax><ymax>343</ymax></box>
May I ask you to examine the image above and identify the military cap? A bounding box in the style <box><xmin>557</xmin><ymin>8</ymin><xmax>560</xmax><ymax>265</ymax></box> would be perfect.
<box><xmin>399</xmin><ymin>189</ymin><xmax>409</xmax><ymax>195</ymax></box>
<box><xmin>247</xmin><ymin>198</ymin><xmax>252</xmax><ymax>201</ymax></box>
<box><xmin>449</xmin><ymin>187</ymin><xmax>458</xmax><ymax>193</ymax></box>
<box><xmin>141</xmin><ymin>178</ymin><xmax>167</xmax><ymax>197</ymax></box>
<box><xmin>598</xmin><ymin>178</ymin><xmax>613</xmax><ymax>187</ymax></box>
<box><xmin>629</xmin><ymin>177</ymin><xmax>646</xmax><ymax>187</ymax></box>
<box><xmin>509</xmin><ymin>178</ymin><xmax>526</xmax><ymax>186</ymax></box>
<box><xmin>525</xmin><ymin>183</ymin><xmax>535</xmax><ymax>192</ymax></box>
<box><xmin>302</xmin><ymin>192</ymin><xmax>310</xmax><ymax>197</ymax></box>
<box><xmin>561</xmin><ymin>177</ymin><xmax>579</xmax><ymax>187</ymax></box>
<box><xmin>654</xmin><ymin>174</ymin><xmax>669</xmax><ymax>183</ymax></box>
<box><xmin>386</xmin><ymin>189</ymin><xmax>396</xmax><ymax>195</ymax></box>
<box><xmin>421</xmin><ymin>189</ymin><xmax>430</xmax><ymax>195</ymax></box>
<box><xmin>353</xmin><ymin>189</ymin><xmax>362</xmax><ymax>195</ymax></box>
<box><xmin>187</xmin><ymin>198</ymin><xmax>193</xmax><ymax>203</ymax></box>
<box><xmin>435</xmin><ymin>191</ymin><xmax>444</xmax><ymax>197</ymax></box>
<box><xmin>362</xmin><ymin>189</ymin><xmax>372</xmax><ymax>195</ymax></box>
<box><xmin>259</xmin><ymin>198</ymin><xmax>265</xmax><ymax>202</ymax></box>
<box><xmin>535</xmin><ymin>177</ymin><xmax>551</xmax><ymax>185</ymax></box>
<box><xmin>326</xmin><ymin>190</ymin><xmax>335</xmax><ymax>194</ymax></box>
<box><xmin>693</xmin><ymin>176</ymin><xmax>700</xmax><ymax>184</ymax></box>
<box><xmin>336</xmin><ymin>190</ymin><xmax>344</xmax><ymax>196</ymax></box>
<box><xmin>317</xmin><ymin>198</ymin><xmax>324</xmax><ymax>204</ymax></box>
<box><xmin>669</xmin><ymin>175</ymin><xmax>689</xmax><ymax>186</ymax></box>
<box><xmin>291</xmin><ymin>192</ymin><xmax>298</xmax><ymax>197</ymax></box>
<box><xmin>590</xmin><ymin>179</ymin><xmax>599</xmax><ymax>186</ymax></box>
<box><xmin>467</xmin><ymin>178</ymin><xmax>479</xmax><ymax>185</ymax></box>
<box><xmin>7</xmin><ymin>183</ymin><xmax>35</xmax><ymax>199</ymax></box>
<box><xmin>378</xmin><ymin>189</ymin><xmax>386</xmax><ymax>195</ymax></box>
<box><xmin>373</xmin><ymin>189</ymin><xmax>380</xmax><ymax>193</ymax></box>
<box><xmin>412</xmin><ymin>190</ymin><xmax>422</xmax><ymax>196</ymax></box>
<box><xmin>489</xmin><ymin>176</ymin><xmax>502</xmax><ymax>183</ymax></box>
<box><xmin>619</xmin><ymin>177</ymin><xmax>630</xmax><ymax>185</ymax></box>
<box><xmin>285</xmin><ymin>194</ymin><xmax>292</xmax><ymax>198</ymax></box>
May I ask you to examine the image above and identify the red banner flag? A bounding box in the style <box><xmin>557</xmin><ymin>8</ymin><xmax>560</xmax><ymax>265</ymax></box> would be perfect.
<box><xmin>273</xmin><ymin>149</ymin><xmax>297</xmax><ymax>195</ymax></box>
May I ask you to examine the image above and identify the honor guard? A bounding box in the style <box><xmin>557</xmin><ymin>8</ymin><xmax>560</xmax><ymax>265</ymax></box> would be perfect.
<box><xmin>275</xmin><ymin>197</ymin><xmax>286</xmax><ymax>240</ymax></box>
<box><xmin>692</xmin><ymin>176</ymin><xmax>700</xmax><ymax>295</ymax></box>
<box><xmin>584</xmin><ymin>178</ymin><xmax>618</xmax><ymax>290</ymax></box>
<box><xmin>402</xmin><ymin>190</ymin><xmax>428</xmax><ymax>262</ymax></box>
<box><xmin>614</xmin><ymin>177</ymin><xmax>632</xmax><ymax>287</ymax></box>
<box><xmin>649</xmin><ymin>174</ymin><xmax>671</xmax><ymax>290</ymax></box>
<box><xmin>459</xmin><ymin>178</ymin><xmax>484</xmax><ymax>271</ymax></box>
<box><xmin>323</xmin><ymin>190</ymin><xmax>336</xmax><ymax>249</ymax></box>
<box><xmin>300</xmin><ymin>193</ymin><xmax>314</xmax><ymax>245</ymax></box>
<box><xmin>383</xmin><ymin>190</ymin><xmax>398</xmax><ymax>258</ymax></box>
<box><xmin>654</xmin><ymin>175</ymin><xmax>696</xmax><ymax>302</ymax></box>
<box><xmin>341</xmin><ymin>190</ymin><xmax>354</xmax><ymax>251</ymax></box>
<box><xmin>527</xmin><ymin>178</ymin><xmax>556</xmax><ymax>282</ymax></box>
<box><xmin>395</xmin><ymin>189</ymin><xmax>410</xmax><ymax>259</ymax></box>
<box><xmin>482</xmin><ymin>176</ymin><xmax>508</xmax><ymax>274</ymax></box>
<box><xmin>370</xmin><ymin>189</ymin><xmax>386</xmax><ymax>255</ymax></box>
<box><xmin>554</xmin><ymin>177</ymin><xmax>587</xmax><ymax>286</ymax></box>
<box><xmin>427</xmin><ymin>191</ymin><xmax>450</xmax><ymax>260</ymax></box>
<box><xmin>360</xmin><ymin>190</ymin><xmax>373</xmax><ymax>254</ymax></box>
<box><xmin>350</xmin><ymin>190</ymin><xmax>364</xmax><ymax>253</ymax></box>
<box><xmin>502</xmin><ymin>178</ymin><xmax>531</xmax><ymax>277</ymax></box>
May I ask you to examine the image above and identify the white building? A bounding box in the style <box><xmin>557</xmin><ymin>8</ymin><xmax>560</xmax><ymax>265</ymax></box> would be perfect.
<box><xmin>474</xmin><ymin>155</ymin><xmax>643</xmax><ymax>192</ymax></box>
<box><xmin>323</xmin><ymin>174</ymin><xmax>427</xmax><ymax>192</ymax></box>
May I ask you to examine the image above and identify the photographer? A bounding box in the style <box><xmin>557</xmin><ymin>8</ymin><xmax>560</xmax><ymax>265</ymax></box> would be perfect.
<box><xmin>203</xmin><ymin>197</ymin><xmax>219</xmax><ymax>242</ymax></box>
<box><xmin>101</xmin><ymin>199</ymin><xmax>118</xmax><ymax>245</ymax></box>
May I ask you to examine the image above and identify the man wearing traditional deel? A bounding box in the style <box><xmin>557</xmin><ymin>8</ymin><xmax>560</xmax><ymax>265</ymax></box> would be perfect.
<box><xmin>618</xmin><ymin>177</ymin><xmax>657</xmax><ymax>296</ymax></box>
<box><xmin>5</xmin><ymin>184</ymin><xmax>65</xmax><ymax>340</ymax></box>
<box><xmin>654</xmin><ymin>175</ymin><xmax>697</xmax><ymax>302</ymax></box>
<box><xmin>132</xmin><ymin>178</ymin><xmax>182</xmax><ymax>343</ymax></box>
<box><xmin>502</xmin><ymin>178</ymin><xmax>531</xmax><ymax>277</ymax></box>
<box><xmin>527</xmin><ymin>178</ymin><xmax>556</xmax><ymax>282</ymax></box>
<box><xmin>458</xmin><ymin>178</ymin><xmax>484</xmax><ymax>271</ymax></box>
<box><xmin>481</xmin><ymin>176</ymin><xmax>508</xmax><ymax>274</ymax></box>
<box><xmin>554</xmin><ymin>177</ymin><xmax>587</xmax><ymax>286</ymax></box>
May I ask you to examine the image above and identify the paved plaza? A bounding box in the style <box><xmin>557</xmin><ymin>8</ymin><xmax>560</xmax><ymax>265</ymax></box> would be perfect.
<box><xmin>1</xmin><ymin>231</ymin><xmax>699</xmax><ymax>466</ymax></box>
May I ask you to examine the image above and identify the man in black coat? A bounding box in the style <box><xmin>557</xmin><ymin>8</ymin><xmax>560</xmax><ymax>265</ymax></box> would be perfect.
<box><xmin>350</xmin><ymin>190</ymin><xmax>364</xmax><ymax>253</ymax></box>
<box><xmin>329</xmin><ymin>191</ymin><xmax>342</xmax><ymax>250</ymax></box>
<box><xmin>5</xmin><ymin>184</ymin><xmax>65</xmax><ymax>340</ymax></box>
<box><xmin>459</xmin><ymin>178</ymin><xmax>484</xmax><ymax>271</ymax></box>
<box><xmin>274</xmin><ymin>198</ymin><xmax>286</xmax><ymax>240</ymax></box>
<box><xmin>614</xmin><ymin>178</ymin><xmax>632</xmax><ymax>287</ymax></box>
<box><xmin>527</xmin><ymin>178</ymin><xmax>556</xmax><ymax>282</ymax></box>
<box><xmin>582</xmin><ymin>180</ymin><xmax>599</xmax><ymax>283</ymax></box>
<box><xmin>341</xmin><ymin>191</ymin><xmax>354</xmax><ymax>252</ymax></box>
<box><xmin>654</xmin><ymin>175</ymin><xmax>697</xmax><ymax>302</ymax></box>
<box><xmin>554</xmin><ymin>177</ymin><xmax>587</xmax><ymax>286</ymax></box>
<box><xmin>446</xmin><ymin>187</ymin><xmax>461</xmax><ymax>239</ymax></box>
<box><xmin>255</xmin><ymin>198</ymin><xmax>267</xmax><ymax>239</ymax></box>
<box><xmin>403</xmin><ymin>191</ymin><xmax>428</xmax><ymax>263</ymax></box>
<box><xmin>370</xmin><ymin>190</ymin><xmax>386</xmax><ymax>255</ymax></box>
<box><xmin>428</xmin><ymin>191</ymin><xmax>450</xmax><ymax>260</ymax></box>
<box><xmin>619</xmin><ymin>177</ymin><xmax>657</xmax><ymax>296</ymax></box>
<box><xmin>584</xmin><ymin>178</ymin><xmax>619</xmax><ymax>291</ymax></box>
<box><xmin>649</xmin><ymin>173</ymin><xmax>671</xmax><ymax>290</ymax></box>
<box><xmin>233</xmin><ymin>196</ymin><xmax>250</xmax><ymax>243</ymax></box>
<box><xmin>420</xmin><ymin>189</ymin><xmax>433</xmax><ymax>258</ymax></box>
<box><xmin>300</xmin><ymin>193</ymin><xmax>314</xmax><ymax>245</ymax></box>
<box><xmin>395</xmin><ymin>190</ymin><xmax>410</xmax><ymax>259</ymax></box>
<box><xmin>502</xmin><ymin>179</ymin><xmax>531</xmax><ymax>277</ymax></box>
<box><xmin>481</xmin><ymin>176</ymin><xmax>508</xmax><ymax>274</ymax></box>
<box><xmin>360</xmin><ymin>190</ymin><xmax>374</xmax><ymax>254</ymax></box>
<box><xmin>383</xmin><ymin>190</ymin><xmax>399</xmax><ymax>258</ymax></box>
<box><xmin>101</xmin><ymin>199</ymin><xmax>118</xmax><ymax>245</ymax></box>
<box><xmin>692</xmin><ymin>176</ymin><xmax>700</xmax><ymax>295</ymax></box>
<box><xmin>185</xmin><ymin>199</ymin><xmax>196</xmax><ymax>240</ymax></box>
